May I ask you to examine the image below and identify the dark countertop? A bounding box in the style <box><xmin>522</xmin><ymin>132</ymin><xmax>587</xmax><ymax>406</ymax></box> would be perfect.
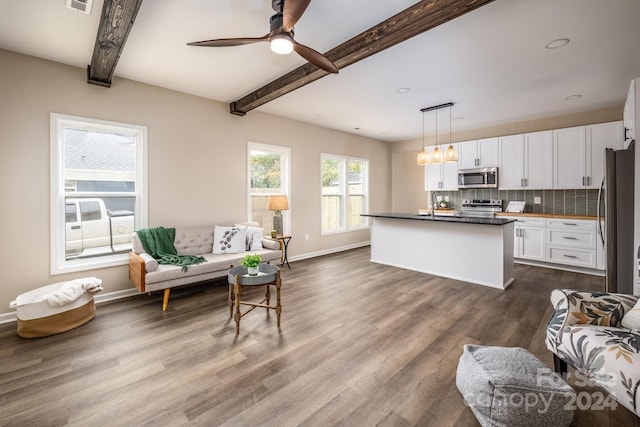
<box><xmin>362</xmin><ymin>212</ymin><xmax>516</xmax><ymax>226</ymax></box>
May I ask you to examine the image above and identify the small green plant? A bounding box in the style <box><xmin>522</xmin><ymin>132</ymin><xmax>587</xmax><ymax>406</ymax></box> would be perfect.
<box><xmin>240</xmin><ymin>253</ymin><xmax>261</xmax><ymax>268</ymax></box>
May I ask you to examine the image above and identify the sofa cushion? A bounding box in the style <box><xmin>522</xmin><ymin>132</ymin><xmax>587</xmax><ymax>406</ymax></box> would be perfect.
<box><xmin>622</xmin><ymin>298</ymin><xmax>640</xmax><ymax>331</ymax></box>
<box><xmin>213</xmin><ymin>226</ymin><xmax>246</xmax><ymax>254</ymax></box>
<box><xmin>555</xmin><ymin>325</ymin><xmax>640</xmax><ymax>415</ymax></box>
<box><xmin>174</xmin><ymin>226</ymin><xmax>215</xmax><ymax>256</ymax></box>
<box><xmin>234</xmin><ymin>224</ymin><xmax>264</xmax><ymax>251</ymax></box>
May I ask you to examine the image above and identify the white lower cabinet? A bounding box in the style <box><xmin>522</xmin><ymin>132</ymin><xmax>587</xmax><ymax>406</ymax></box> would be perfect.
<box><xmin>503</xmin><ymin>216</ymin><xmax>545</xmax><ymax>261</ymax></box>
<box><xmin>501</xmin><ymin>216</ymin><xmax>604</xmax><ymax>272</ymax></box>
<box><xmin>545</xmin><ymin>219</ymin><xmax>598</xmax><ymax>269</ymax></box>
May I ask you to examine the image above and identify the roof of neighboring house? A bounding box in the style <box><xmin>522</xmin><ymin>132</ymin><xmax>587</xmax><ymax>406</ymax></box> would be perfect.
<box><xmin>65</xmin><ymin>128</ymin><xmax>136</xmax><ymax>172</ymax></box>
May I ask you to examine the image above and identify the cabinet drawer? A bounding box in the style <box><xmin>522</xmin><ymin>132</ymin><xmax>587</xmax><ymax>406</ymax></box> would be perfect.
<box><xmin>546</xmin><ymin>246</ymin><xmax>596</xmax><ymax>268</ymax></box>
<box><xmin>546</xmin><ymin>229</ymin><xmax>596</xmax><ymax>249</ymax></box>
<box><xmin>546</xmin><ymin>218</ymin><xmax>595</xmax><ymax>231</ymax></box>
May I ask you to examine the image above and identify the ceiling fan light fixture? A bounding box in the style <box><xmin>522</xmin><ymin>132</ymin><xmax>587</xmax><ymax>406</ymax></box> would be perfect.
<box><xmin>270</xmin><ymin>33</ymin><xmax>294</xmax><ymax>54</ymax></box>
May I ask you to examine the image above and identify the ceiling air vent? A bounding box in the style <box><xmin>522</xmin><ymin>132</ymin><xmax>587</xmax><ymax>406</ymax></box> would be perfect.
<box><xmin>66</xmin><ymin>0</ymin><xmax>93</xmax><ymax>14</ymax></box>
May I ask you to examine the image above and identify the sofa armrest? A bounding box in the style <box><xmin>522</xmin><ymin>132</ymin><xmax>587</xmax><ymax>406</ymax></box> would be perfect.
<box><xmin>261</xmin><ymin>238</ymin><xmax>281</xmax><ymax>251</ymax></box>
<box><xmin>129</xmin><ymin>252</ymin><xmax>146</xmax><ymax>292</ymax></box>
<box><xmin>546</xmin><ymin>289</ymin><xmax>639</xmax><ymax>352</ymax></box>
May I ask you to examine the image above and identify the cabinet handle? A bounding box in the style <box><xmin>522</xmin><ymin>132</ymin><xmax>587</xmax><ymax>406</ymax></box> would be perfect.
<box><xmin>582</xmin><ymin>177</ymin><xmax>585</xmax><ymax>186</ymax></box>
<box><xmin>563</xmin><ymin>254</ymin><xmax>578</xmax><ymax>259</ymax></box>
<box><xmin>625</xmin><ymin>127</ymin><xmax>630</xmax><ymax>141</ymax></box>
<box><xmin>563</xmin><ymin>223</ymin><xmax>577</xmax><ymax>226</ymax></box>
<box><xmin>587</xmin><ymin>177</ymin><xmax>591</xmax><ymax>186</ymax></box>
<box><xmin>563</xmin><ymin>236</ymin><xmax>578</xmax><ymax>240</ymax></box>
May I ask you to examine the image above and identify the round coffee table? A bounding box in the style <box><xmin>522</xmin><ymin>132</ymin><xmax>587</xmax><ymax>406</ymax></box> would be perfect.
<box><xmin>227</xmin><ymin>264</ymin><xmax>281</xmax><ymax>335</ymax></box>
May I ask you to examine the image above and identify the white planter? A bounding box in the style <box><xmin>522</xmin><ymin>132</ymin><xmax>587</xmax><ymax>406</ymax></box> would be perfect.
<box><xmin>247</xmin><ymin>266</ymin><xmax>259</xmax><ymax>275</ymax></box>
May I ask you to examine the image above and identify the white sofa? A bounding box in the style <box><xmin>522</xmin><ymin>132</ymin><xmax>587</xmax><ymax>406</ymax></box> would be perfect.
<box><xmin>128</xmin><ymin>225</ymin><xmax>281</xmax><ymax>310</ymax></box>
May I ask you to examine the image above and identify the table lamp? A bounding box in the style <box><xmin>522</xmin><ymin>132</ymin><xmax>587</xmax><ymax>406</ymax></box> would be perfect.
<box><xmin>267</xmin><ymin>194</ymin><xmax>288</xmax><ymax>236</ymax></box>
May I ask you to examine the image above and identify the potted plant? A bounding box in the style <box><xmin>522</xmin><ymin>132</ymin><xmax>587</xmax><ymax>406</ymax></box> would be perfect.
<box><xmin>240</xmin><ymin>253</ymin><xmax>261</xmax><ymax>275</ymax></box>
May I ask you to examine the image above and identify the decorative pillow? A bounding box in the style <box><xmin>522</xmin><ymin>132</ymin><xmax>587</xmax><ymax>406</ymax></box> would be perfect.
<box><xmin>234</xmin><ymin>224</ymin><xmax>264</xmax><ymax>251</ymax></box>
<box><xmin>621</xmin><ymin>298</ymin><xmax>640</xmax><ymax>331</ymax></box>
<box><xmin>212</xmin><ymin>226</ymin><xmax>246</xmax><ymax>254</ymax></box>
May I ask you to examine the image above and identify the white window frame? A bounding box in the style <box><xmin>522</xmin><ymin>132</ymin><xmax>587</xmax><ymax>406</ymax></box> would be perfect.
<box><xmin>247</xmin><ymin>142</ymin><xmax>291</xmax><ymax>235</ymax></box>
<box><xmin>50</xmin><ymin>113</ymin><xmax>148</xmax><ymax>274</ymax></box>
<box><xmin>321</xmin><ymin>153</ymin><xmax>369</xmax><ymax>235</ymax></box>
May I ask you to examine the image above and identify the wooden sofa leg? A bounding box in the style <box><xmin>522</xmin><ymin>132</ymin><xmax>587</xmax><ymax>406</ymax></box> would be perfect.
<box><xmin>162</xmin><ymin>289</ymin><xmax>170</xmax><ymax>311</ymax></box>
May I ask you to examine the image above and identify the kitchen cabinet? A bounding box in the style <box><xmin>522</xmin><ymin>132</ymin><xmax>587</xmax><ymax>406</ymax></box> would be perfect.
<box><xmin>553</xmin><ymin>122</ymin><xmax>622</xmax><ymax>189</ymax></box>
<box><xmin>624</xmin><ymin>78</ymin><xmax>636</xmax><ymax>148</ymax></box>
<box><xmin>499</xmin><ymin>131</ymin><xmax>553</xmax><ymax>190</ymax></box>
<box><xmin>424</xmin><ymin>144</ymin><xmax>459</xmax><ymax>191</ymax></box>
<box><xmin>545</xmin><ymin>218</ymin><xmax>597</xmax><ymax>269</ymax></box>
<box><xmin>458</xmin><ymin>137</ymin><xmax>499</xmax><ymax>169</ymax></box>
<box><xmin>502</xmin><ymin>216</ymin><xmax>546</xmax><ymax>261</ymax></box>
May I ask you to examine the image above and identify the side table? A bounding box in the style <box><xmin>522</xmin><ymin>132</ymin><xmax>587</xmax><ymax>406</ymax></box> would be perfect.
<box><xmin>273</xmin><ymin>235</ymin><xmax>291</xmax><ymax>268</ymax></box>
<box><xmin>228</xmin><ymin>264</ymin><xmax>282</xmax><ymax>335</ymax></box>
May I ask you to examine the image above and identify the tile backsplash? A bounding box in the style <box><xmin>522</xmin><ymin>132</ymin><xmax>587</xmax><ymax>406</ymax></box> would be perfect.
<box><xmin>432</xmin><ymin>189</ymin><xmax>602</xmax><ymax>216</ymax></box>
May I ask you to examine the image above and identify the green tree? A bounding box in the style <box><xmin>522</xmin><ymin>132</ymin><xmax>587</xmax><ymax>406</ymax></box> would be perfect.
<box><xmin>251</xmin><ymin>153</ymin><xmax>281</xmax><ymax>189</ymax></box>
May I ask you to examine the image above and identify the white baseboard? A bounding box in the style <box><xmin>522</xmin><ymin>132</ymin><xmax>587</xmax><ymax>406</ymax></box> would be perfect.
<box><xmin>288</xmin><ymin>241</ymin><xmax>370</xmax><ymax>263</ymax></box>
<box><xmin>0</xmin><ymin>243</ymin><xmax>371</xmax><ymax>325</ymax></box>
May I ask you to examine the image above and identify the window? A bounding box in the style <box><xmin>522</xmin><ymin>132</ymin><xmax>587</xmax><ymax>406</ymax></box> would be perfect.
<box><xmin>321</xmin><ymin>154</ymin><xmax>369</xmax><ymax>234</ymax></box>
<box><xmin>50</xmin><ymin>113</ymin><xmax>147</xmax><ymax>274</ymax></box>
<box><xmin>247</xmin><ymin>143</ymin><xmax>290</xmax><ymax>234</ymax></box>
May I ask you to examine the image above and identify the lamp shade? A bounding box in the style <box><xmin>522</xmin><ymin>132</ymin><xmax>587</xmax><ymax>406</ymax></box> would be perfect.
<box><xmin>267</xmin><ymin>195</ymin><xmax>289</xmax><ymax>211</ymax></box>
<box><xmin>444</xmin><ymin>144</ymin><xmax>459</xmax><ymax>162</ymax></box>
<box><xmin>417</xmin><ymin>148</ymin><xmax>431</xmax><ymax>165</ymax></box>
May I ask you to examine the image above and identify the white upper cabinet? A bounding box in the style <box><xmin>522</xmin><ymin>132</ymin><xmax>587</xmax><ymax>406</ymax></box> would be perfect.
<box><xmin>553</xmin><ymin>126</ymin><xmax>586</xmax><ymax>189</ymax></box>
<box><xmin>458</xmin><ymin>137</ymin><xmax>499</xmax><ymax>169</ymax></box>
<box><xmin>553</xmin><ymin>122</ymin><xmax>622</xmax><ymax>189</ymax></box>
<box><xmin>499</xmin><ymin>134</ymin><xmax>524</xmax><ymax>189</ymax></box>
<box><xmin>586</xmin><ymin>122</ymin><xmax>623</xmax><ymax>188</ymax></box>
<box><xmin>499</xmin><ymin>131</ymin><xmax>553</xmax><ymax>190</ymax></box>
<box><xmin>624</xmin><ymin>79</ymin><xmax>636</xmax><ymax>148</ymax></box>
<box><xmin>424</xmin><ymin>144</ymin><xmax>459</xmax><ymax>191</ymax></box>
<box><xmin>525</xmin><ymin>131</ymin><xmax>554</xmax><ymax>189</ymax></box>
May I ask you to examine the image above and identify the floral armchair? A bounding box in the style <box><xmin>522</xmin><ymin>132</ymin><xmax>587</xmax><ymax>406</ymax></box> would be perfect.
<box><xmin>546</xmin><ymin>289</ymin><xmax>640</xmax><ymax>417</ymax></box>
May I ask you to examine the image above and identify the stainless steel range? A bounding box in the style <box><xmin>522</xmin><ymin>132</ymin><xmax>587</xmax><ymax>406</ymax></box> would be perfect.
<box><xmin>460</xmin><ymin>199</ymin><xmax>503</xmax><ymax>218</ymax></box>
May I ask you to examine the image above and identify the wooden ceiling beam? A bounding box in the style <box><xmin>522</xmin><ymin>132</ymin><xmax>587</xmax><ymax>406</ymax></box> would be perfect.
<box><xmin>87</xmin><ymin>0</ymin><xmax>144</xmax><ymax>87</ymax></box>
<box><xmin>230</xmin><ymin>0</ymin><xmax>495</xmax><ymax>116</ymax></box>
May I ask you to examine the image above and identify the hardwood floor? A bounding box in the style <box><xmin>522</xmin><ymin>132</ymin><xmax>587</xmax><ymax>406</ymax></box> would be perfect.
<box><xmin>1</xmin><ymin>247</ymin><xmax>638</xmax><ymax>426</ymax></box>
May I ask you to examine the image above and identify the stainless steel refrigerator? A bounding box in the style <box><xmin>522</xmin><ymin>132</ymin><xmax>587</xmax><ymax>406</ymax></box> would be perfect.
<box><xmin>598</xmin><ymin>146</ymin><xmax>635</xmax><ymax>293</ymax></box>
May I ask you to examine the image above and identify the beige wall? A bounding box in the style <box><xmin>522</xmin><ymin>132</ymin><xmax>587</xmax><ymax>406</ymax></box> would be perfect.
<box><xmin>391</xmin><ymin>107</ymin><xmax>623</xmax><ymax>212</ymax></box>
<box><xmin>0</xmin><ymin>49</ymin><xmax>391</xmax><ymax>317</ymax></box>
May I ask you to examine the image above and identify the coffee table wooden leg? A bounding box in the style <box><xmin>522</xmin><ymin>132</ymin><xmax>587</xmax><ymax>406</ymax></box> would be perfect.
<box><xmin>234</xmin><ymin>282</ymin><xmax>241</xmax><ymax>335</ymax></box>
<box><xmin>275</xmin><ymin>278</ymin><xmax>282</xmax><ymax>329</ymax></box>
<box><xmin>228</xmin><ymin>282</ymin><xmax>234</xmax><ymax>318</ymax></box>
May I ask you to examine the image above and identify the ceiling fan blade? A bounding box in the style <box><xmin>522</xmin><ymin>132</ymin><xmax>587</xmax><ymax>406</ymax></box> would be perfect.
<box><xmin>283</xmin><ymin>0</ymin><xmax>311</xmax><ymax>32</ymax></box>
<box><xmin>187</xmin><ymin>34</ymin><xmax>269</xmax><ymax>47</ymax></box>
<box><xmin>293</xmin><ymin>41</ymin><xmax>338</xmax><ymax>74</ymax></box>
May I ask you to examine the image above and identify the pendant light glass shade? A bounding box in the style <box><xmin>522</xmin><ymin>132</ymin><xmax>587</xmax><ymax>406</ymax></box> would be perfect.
<box><xmin>431</xmin><ymin>145</ymin><xmax>443</xmax><ymax>163</ymax></box>
<box><xmin>417</xmin><ymin>148</ymin><xmax>430</xmax><ymax>165</ymax></box>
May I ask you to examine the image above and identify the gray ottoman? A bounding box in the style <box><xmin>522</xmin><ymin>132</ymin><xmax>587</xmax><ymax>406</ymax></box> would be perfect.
<box><xmin>456</xmin><ymin>345</ymin><xmax>575</xmax><ymax>427</ymax></box>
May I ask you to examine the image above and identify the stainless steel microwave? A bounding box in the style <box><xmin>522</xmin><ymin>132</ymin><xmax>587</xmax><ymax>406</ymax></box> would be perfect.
<box><xmin>457</xmin><ymin>167</ymin><xmax>498</xmax><ymax>189</ymax></box>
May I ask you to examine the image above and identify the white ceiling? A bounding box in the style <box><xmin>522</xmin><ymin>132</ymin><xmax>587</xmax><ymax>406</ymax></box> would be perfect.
<box><xmin>1</xmin><ymin>0</ymin><xmax>640</xmax><ymax>142</ymax></box>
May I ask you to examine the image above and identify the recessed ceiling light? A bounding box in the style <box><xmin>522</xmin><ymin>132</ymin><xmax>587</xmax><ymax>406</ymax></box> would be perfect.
<box><xmin>354</xmin><ymin>127</ymin><xmax>361</xmax><ymax>131</ymax></box>
<box><xmin>396</xmin><ymin>87</ymin><xmax>410</xmax><ymax>94</ymax></box>
<box><xmin>546</xmin><ymin>38</ymin><xmax>570</xmax><ymax>49</ymax></box>
<box><xmin>566</xmin><ymin>94</ymin><xmax>582</xmax><ymax>100</ymax></box>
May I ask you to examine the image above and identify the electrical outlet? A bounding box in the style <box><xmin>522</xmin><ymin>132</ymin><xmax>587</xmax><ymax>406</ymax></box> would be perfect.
<box><xmin>534</xmin><ymin>196</ymin><xmax>541</xmax><ymax>204</ymax></box>
<box><xmin>305</xmin><ymin>233</ymin><xmax>310</xmax><ymax>241</ymax></box>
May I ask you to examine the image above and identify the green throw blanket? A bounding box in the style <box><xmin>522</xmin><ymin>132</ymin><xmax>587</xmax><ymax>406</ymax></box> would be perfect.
<box><xmin>136</xmin><ymin>227</ymin><xmax>205</xmax><ymax>272</ymax></box>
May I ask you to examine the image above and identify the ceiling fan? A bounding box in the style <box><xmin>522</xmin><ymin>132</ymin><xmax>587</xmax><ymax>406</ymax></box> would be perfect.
<box><xmin>187</xmin><ymin>0</ymin><xmax>338</xmax><ymax>74</ymax></box>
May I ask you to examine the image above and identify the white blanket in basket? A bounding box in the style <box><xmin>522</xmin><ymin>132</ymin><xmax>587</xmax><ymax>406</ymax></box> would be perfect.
<box><xmin>34</xmin><ymin>277</ymin><xmax>103</xmax><ymax>307</ymax></box>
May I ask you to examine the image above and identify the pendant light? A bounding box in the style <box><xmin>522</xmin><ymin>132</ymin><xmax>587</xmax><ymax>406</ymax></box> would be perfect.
<box><xmin>444</xmin><ymin>104</ymin><xmax>458</xmax><ymax>163</ymax></box>
<box><xmin>430</xmin><ymin>107</ymin><xmax>443</xmax><ymax>163</ymax></box>
<box><xmin>417</xmin><ymin>109</ymin><xmax>431</xmax><ymax>165</ymax></box>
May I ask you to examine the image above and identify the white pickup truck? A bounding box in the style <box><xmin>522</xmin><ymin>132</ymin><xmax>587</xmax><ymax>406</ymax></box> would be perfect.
<box><xmin>65</xmin><ymin>198</ymin><xmax>135</xmax><ymax>259</ymax></box>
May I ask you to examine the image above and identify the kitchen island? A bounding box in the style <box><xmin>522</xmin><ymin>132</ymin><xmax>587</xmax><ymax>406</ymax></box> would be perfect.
<box><xmin>362</xmin><ymin>213</ymin><xmax>516</xmax><ymax>290</ymax></box>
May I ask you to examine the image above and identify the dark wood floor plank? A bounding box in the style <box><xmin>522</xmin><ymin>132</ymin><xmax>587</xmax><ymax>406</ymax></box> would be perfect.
<box><xmin>1</xmin><ymin>247</ymin><xmax>637</xmax><ymax>426</ymax></box>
